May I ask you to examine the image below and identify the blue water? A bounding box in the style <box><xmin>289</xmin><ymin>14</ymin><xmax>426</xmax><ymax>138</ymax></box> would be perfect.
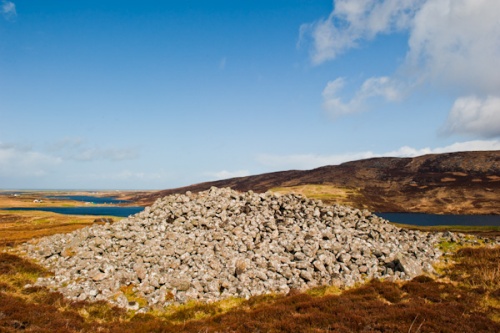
<box><xmin>46</xmin><ymin>195</ymin><xmax>129</xmax><ymax>204</ymax></box>
<box><xmin>376</xmin><ymin>213</ymin><xmax>500</xmax><ymax>227</ymax></box>
<box><xmin>3</xmin><ymin>206</ymin><xmax>144</xmax><ymax>217</ymax></box>
<box><xmin>2</xmin><ymin>205</ymin><xmax>498</xmax><ymax>225</ymax></box>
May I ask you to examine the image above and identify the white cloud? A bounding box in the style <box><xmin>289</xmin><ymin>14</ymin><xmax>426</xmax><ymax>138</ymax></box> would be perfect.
<box><xmin>47</xmin><ymin>137</ymin><xmax>140</xmax><ymax>161</ymax></box>
<box><xmin>442</xmin><ymin>96</ymin><xmax>500</xmax><ymax>138</ymax></box>
<box><xmin>322</xmin><ymin>76</ymin><xmax>403</xmax><ymax>117</ymax></box>
<box><xmin>359</xmin><ymin>76</ymin><xmax>403</xmax><ymax>101</ymax></box>
<box><xmin>300</xmin><ymin>0</ymin><xmax>422</xmax><ymax>64</ymax></box>
<box><xmin>383</xmin><ymin>140</ymin><xmax>500</xmax><ymax>157</ymax></box>
<box><xmin>61</xmin><ymin>170</ymin><xmax>173</xmax><ymax>189</ymax></box>
<box><xmin>303</xmin><ymin>0</ymin><xmax>500</xmax><ymax>134</ymax></box>
<box><xmin>206</xmin><ymin>170</ymin><xmax>250</xmax><ymax>180</ymax></box>
<box><xmin>0</xmin><ymin>143</ymin><xmax>62</xmax><ymax>178</ymax></box>
<box><xmin>423</xmin><ymin>140</ymin><xmax>500</xmax><ymax>154</ymax></box>
<box><xmin>75</xmin><ymin>148</ymin><xmax>139</xmax><ymax>161</ymax></box>
<box><xmin>406</xmin><ymin>0</ymin><xmax>500</xmax><ymax>94</ymax></box>
<box><xmin>1</xmin><ymin>1</ymin><xmax>16</xmax><ymax>20</ymax></box>
<box><xmin>258</xmin><ymin>139</ymin><xmax>500</xmax><ymax>170</ymax></box>
<box><xmin>86</xmin><ymin>170</ymin><xmax>168</xmax><ymax>181</ymax></box>
<box><xmin>321</xmin><ymin>78</ymin><xmax>359</xmax><ymax>116</ymax></box>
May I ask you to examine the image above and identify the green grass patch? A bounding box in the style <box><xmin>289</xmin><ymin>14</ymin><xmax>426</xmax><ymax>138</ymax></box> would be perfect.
<box><xmin>393</xmin><ymin>223</ymin><xmax>500</xmax><ymax>233</ymax></box>
<box><xmin>438</xmin><ymin>240</ymin><xmax>461</xmax><ymax>253</ymax></box>
<box><xmin>306</xmin><ymin>285</ymin><xmax>343</xmax><ymax>297</ymax></box>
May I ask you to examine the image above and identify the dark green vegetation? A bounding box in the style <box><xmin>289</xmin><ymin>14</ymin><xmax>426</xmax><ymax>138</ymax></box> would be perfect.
<box><xmin>0</xmin><ymin>245</ymin><xmax>499</xmax><ymax>332</ymax></box>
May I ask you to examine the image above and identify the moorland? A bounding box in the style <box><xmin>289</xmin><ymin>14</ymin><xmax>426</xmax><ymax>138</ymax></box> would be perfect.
<box><xmin>0</xmin><ymin>151</ymin><xmax>499</xmax><ymax>332</ymax></box>
<box><xmin>135</xmin><ymin>151</ymin><xmax>500</xmax><ymax>215</ymax></box>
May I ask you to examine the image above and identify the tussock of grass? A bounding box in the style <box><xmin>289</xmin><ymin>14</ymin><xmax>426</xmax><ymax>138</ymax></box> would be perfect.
<box><xmin>306</xmin><ymin>285</ymin><xmax>343</xmax><ymax>297</ymax></box>
<box><xmin>439</xmin><ymin>239</ymin><xmax>463</xmax><ymax>253</ymax></box>
<box><xmin>269</xmin><ymin>184</ymin><xmax>362</xmax><ymax>206</ymax></box>
<box><xmin>163</xmin><ymin>301</ymin><xmax>222</xmax><ymax>322</ymax></box>
<box><xmin>1</xmin><ymin>246</ymin><xmax>500</xmax><ymax>332</ymax></box>
<box><xmin>449</xmin><ymin>247</ymin><xmax>500</xmax><ymax>291</ymax></box>
<box><xmin>0</xmin><ymin>253</ymin><xmax>50</xmax><ymax>291</ymax></box>
<box><xmin>1</xmin><ymin>206</ymin><xmax>500</xmax><ymax>333</ymax></box>
<box><xmin>159</xmin><ymin>294</ymin><xmax>277</xmax><ymax>324</ymax></box>
<box><xmin>0</xmin><ymin>253</ymin><xmax>127</xmax><ymax>332</ymax></box>
<box><xmin>119</xmin><ymin>284</ymin><xmax>149</xmax><ymax>308</ymax></box>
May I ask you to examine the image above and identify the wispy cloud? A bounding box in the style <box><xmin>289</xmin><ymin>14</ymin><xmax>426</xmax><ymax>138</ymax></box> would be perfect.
<box><xmin>84</xmin><ymin>170</ymin><xmax>169</xmax><ymax>181</ymax></box>
<box><xmin>322</xmin><ymin>76</ymin><xmax>404</xmax><ymax>117</ymax></box>
<box><xmin>0</xmin><ymin>138</ymin><xmax>142</xmax><ymax>188</ymax></box>
<box><xmin>302</xmin><ymin>0</ymin><xmax>500</xmax><ymax>136</ymax></box>
<box><xmin>47</xmin><ymin>137</ymin><xmax>140</xmax><ymax>162</ymax></box>
<box><xmin>258</xmin><ymin>139</ymin><xmax>500</xmax><ymax>170</ymax></box>
<box><xmin>406</xmin><ymin>0</ymin><xmax>500</xmax><ymax>95</ymax></box>
<box><xmin>205</xmin><ymin>169</ymin><xmax>250</xmax><ymax>180</ymax></box>
<box><xmin>0</xmin><ymin>142</ymin><xmax>62</xmax><ymax>178</ymax></box>
<box><xmin>62</xmin><ymin>169</ymin><xmax>173</xmax><ymax>189</ymax></box>
<box><xmin>300</xmin><ymin>0</ymin><xmax>421</xmax><ymax>64</ymax></box>
<box><xmin>441</xmin><ymin>96</ymin><xmax>500</xmax><ymax>138</ymax></box>
<box><xmin>1</xmin><ymin>1</ymin><xmax>16</xmax><ymax>20</ymax></box>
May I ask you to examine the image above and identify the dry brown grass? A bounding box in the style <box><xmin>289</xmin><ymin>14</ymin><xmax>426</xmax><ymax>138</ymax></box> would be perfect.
<box><xmin>0</xmin><ymin>210</ymin><xmax>120</xmax><ymax>247</ymax></box>
<box><xmin>450</xmin><ymin>247</ymin><xmax>500</xmax><ymax>289</ymax></box>
<box><xmin>0</xmin><ymin>192</ymin><xmax>83</xmax><ymax>208</ymax></box>
<box><xmin>0</xmin><ymin>193</ymin><xmax>124</xmax><ymax>247</ymax></box>
<box><xmin>0</xmin><ymin>191</ymin><xmax>138</xmax><ymax>209</ymax></box>
<box><xmin>269</xmin><ymin>184</ymin><xmax>362</xmax><ymax>207</ymax></box>
<box><xmin>0</xmin><ymin>246</ymin><xmax>499</xmax><ymax>332</ymax></box>
<box><xmin>1</xmin><ymin>206</ymin><xmax>499</xmax><ymax>332</ymax></box>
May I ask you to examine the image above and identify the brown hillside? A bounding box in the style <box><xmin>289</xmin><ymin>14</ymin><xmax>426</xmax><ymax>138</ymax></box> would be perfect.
<box><xmin>134</xmin><ymin>151</ymin><xmax>500</xmax><ymax>214</ymax></box>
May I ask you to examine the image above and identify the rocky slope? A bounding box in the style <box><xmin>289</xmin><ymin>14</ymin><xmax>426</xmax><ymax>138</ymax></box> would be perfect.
<box><xmin>23</xmin><ymin>188</ymin><xmax>442</xmax><ymax>311</ymax></box>
<box><xmin>134</xmin><ymin>151</ymin><xmax>500</xmax><ymax>214</ymax></box>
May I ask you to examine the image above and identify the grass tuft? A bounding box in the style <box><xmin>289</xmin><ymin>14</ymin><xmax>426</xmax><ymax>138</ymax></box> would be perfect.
<box><xmin>0</xmin><ymin>247</ymin><xmax>499</xmax><ymax>332</ymax></box>
<box><xmin>449</xmin><ymin>247</ymin><xmax>500</xmax><ymax>291</ymax></box>
<box><xmin>119</xmin><ymin>284</ymin><xmax>149</xmax><ymax>308</ymax></box>
<box><xmin>1</xmin><ymin>205</ymin><xmax>499</xmax><ymax>332</ymax></box>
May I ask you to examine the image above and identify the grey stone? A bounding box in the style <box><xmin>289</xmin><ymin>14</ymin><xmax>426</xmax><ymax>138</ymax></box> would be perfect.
<box><xmin>300</xmin><ymin>270</ymin><xmax>313</xmax><ymax>281</ymax></box>
<box><xmin>20</xmin><ymin>187</ymin><xmax>448</xmax><ymax>309</ymax></box>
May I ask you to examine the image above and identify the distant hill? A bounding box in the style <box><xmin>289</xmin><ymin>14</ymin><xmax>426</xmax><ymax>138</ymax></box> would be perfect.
<box><xmin>134</xmin><ymin>151</ymin><xmax>500</xmax><ymax>214</ymax></box>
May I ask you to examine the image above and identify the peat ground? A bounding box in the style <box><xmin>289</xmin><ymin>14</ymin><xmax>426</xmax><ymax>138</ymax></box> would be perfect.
<box><xmin>0</xmin><ymin>245</ymin><xmax>499</xmax><ymax>332</ymax></box>
<box><xmin>0</xmin><ymin>209</ymin><xmax>499</xmax><ymax>332</ymax></box>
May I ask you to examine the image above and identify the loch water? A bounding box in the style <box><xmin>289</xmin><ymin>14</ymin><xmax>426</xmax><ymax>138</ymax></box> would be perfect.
<box><xmin>3</xmin><ymin>207</ymin><xmax>499</xmax><ymax>225</ymax></box>
<box><xmin>376</xmin><ymin>213</ymin><xmax>500</xmax><ymax>227</ymax></box>
<box><xmin>3</xmin><ymin>206</ymin><xmax>144</xmax><ymax>217</ymax></box>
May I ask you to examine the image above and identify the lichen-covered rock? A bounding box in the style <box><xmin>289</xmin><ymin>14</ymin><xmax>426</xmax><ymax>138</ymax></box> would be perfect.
<box><xmin>20</xmin><ymin>187</ymin><xmax>444</xmax><ymax>310</ymax></box>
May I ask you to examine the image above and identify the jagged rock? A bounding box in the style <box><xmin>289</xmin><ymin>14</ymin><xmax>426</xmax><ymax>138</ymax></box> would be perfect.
<box><xmin>169</xmin><ymin>278</ymin><xmax>191</xmax><ymax>291</ymax></box>
<box><xmin>393</xmin><ymin>254</ymin><xmax>423</xmax><ymax>277</ymax></box>
<box><xmin>20</xmin><ymin>187</ymin><xmax>445</xmax><ymax>310</ymax></box>
<box><xmin>90</xmin><ymin>271</ymin><xmax>107</xmax><ymax>282</ymax></box>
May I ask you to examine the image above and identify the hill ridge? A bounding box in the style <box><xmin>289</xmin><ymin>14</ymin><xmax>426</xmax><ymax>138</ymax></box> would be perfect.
<box><xmin>135</xmin><ymin>151</ymin><xmax>500</xmax><ymax>214</ymax></box>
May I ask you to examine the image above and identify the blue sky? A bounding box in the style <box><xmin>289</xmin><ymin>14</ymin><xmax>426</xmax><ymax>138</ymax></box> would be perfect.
<box><xmin>1</xmin><ymin>0</ymin><xmax>499</xmax><ymax>190</ymax></box>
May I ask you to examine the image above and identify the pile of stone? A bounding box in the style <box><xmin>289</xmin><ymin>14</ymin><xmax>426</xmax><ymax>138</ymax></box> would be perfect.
<box><xmin>21</xmin><ymin>187</ymin><xmax>443</xmax><ymax>310</ymax></box>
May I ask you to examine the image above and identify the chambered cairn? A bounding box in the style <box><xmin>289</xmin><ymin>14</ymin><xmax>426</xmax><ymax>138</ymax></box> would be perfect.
<box><xmin>22</xmin><ymin>187</ymin><xmax>444</xmax><ymax>310</ymax></box>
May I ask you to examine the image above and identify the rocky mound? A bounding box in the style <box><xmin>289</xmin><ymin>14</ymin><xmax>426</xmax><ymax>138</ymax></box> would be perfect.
<box><xmin>22</xmin><ymin>187</ymin><xmax>442</xmax><ymax>311</ymax></box>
